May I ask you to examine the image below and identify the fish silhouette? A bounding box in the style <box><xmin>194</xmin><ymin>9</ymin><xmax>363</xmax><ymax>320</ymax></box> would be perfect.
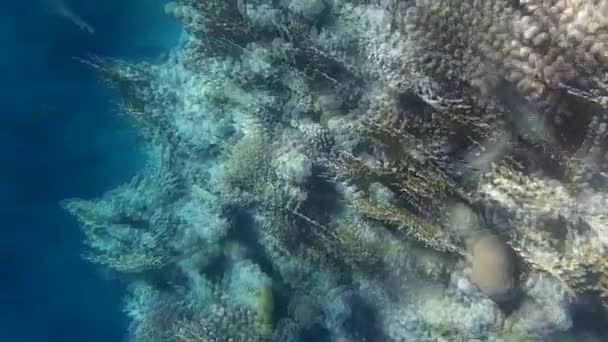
<box><xmin>44</xmin><ymin>0</ymin><xmax>95</xmax><ymax>34</ymax></box>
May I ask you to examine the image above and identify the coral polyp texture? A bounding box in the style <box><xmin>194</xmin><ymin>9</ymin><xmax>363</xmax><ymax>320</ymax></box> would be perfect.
<box><xmin>64</xmin><ymin>0</ymin><xmax>608</xmax><ymax>340</ymax></box>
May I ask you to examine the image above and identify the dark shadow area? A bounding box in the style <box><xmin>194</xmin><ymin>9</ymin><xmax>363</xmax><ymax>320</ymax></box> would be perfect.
<box><xmin>0</xmin><ymin>1</ymin><xmax>180</xmax><ymax>341</ymax></box>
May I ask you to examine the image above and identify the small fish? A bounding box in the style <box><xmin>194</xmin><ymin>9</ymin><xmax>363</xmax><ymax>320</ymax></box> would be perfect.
<box><xmin>44</xmin><ymin>0</ymin><xmax>95</xmax><ymax>34</ymax></box>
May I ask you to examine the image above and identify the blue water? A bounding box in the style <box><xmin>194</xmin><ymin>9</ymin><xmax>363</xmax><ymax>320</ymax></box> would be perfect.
<box><xmin>0</xmin><ymin>1</ymin><xmax>180</xmax><ymax>341</ymax></box>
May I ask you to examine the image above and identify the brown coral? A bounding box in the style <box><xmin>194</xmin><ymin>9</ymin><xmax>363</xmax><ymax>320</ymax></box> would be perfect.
<box><xmin>403</xmin><ymin>0</ymin><xmax>608</xmax><ymax>101</ymax></box>
<box><xmin>401</xmin><ymin>0</ymin><xmax>608</xmax><ymax>170</ymax></box>
<box><xmin>465</xmin><ymin>233</ymin><xmax>517</xmax><ymax>301</ymax></box>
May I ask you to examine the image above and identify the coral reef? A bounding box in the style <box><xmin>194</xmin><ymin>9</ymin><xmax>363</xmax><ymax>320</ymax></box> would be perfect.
<box><xmin>64</xmin><ymin>0</ymin><xmax>608</xmax><ymax>340</ymax></box>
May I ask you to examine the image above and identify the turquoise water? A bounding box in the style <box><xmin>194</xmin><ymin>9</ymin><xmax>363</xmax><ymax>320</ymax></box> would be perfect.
<box><xmin>0</xmin><ymin>1</ymin><xmax>179</xmax><ymax>340</ymax></box>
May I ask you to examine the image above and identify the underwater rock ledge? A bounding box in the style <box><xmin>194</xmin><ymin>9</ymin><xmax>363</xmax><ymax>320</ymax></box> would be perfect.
<box><xmin>63</xmin><ymin>0</ymin><xmax>608</xmax><ymax>341</ymax></box>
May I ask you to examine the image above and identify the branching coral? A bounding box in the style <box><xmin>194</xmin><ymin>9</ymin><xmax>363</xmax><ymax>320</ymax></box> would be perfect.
<box><xmin>124</xmin><ymin>285</ymin><xmax>188</xmax><ymax>342</ymax></box>
<box><xmin>172</xmin><ymin>304</ymin><xmax>267</xmax><ymax>342</ymax></box>
<box><xmin>165</xmin><ymin>0</ymin><xmax>252</xmax><ymax>57</ymax></box>
<box><xmin>62</xmin><ymin>167</ymin><xmax>185</xmax><ymax>273</ymax></box>
<box><xmin>351</xmin><ymin>192</ymin><xmax>461</xmax><ymax>254</ymax></box>
<box><xmin>218</xmin><ymin>130</ymin><xmax>273</xmax><ymax>195</ymax></box>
